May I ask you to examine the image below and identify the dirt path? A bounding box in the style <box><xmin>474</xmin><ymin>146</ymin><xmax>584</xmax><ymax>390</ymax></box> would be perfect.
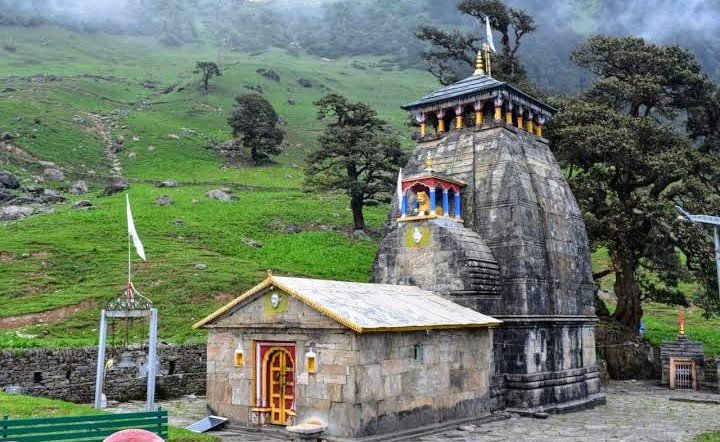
<box><xmin>85</xmin><ymin>112</ymin><xmax>122</xmax><ymax>178</ymax></box>
<box><xmin>0</xmin><ymin>299</ymin><xmax>97</xmax><ymax>329</ymax></box>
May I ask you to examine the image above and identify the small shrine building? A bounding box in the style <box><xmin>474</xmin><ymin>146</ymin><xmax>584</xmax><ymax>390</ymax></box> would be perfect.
<box><xmin>193</xmin><ymin>274</ymin><xmax>500</xmax><ymax>438</ymax></box>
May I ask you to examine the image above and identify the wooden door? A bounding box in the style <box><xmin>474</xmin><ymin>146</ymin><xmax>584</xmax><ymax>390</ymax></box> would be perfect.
<box><xmin>265</xmin><ymin>347</ymin><xmax>295</xmax><ymax>425</ymax></box>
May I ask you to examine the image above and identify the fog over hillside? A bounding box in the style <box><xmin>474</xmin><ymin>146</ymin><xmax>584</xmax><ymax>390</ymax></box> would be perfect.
<box><xmin>1</xmin><ymin>0</ymin><xmax>718</xmax><ymax>91</ymax></box>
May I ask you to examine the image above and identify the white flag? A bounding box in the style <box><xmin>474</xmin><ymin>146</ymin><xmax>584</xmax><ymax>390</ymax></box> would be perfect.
<box><xmin>485</xmin><ymin>15</ymin><xmax>496</xmax><ymax>53</ymax></box>
<box><xmin>396</xmin><ymin>168</ymin><xmax>403</xmax><ymax>208</ymax></box>
<box><xmin>126</xmin><ymin>194</ymin><xmax>146</xmax><ymax>261</ymax></box>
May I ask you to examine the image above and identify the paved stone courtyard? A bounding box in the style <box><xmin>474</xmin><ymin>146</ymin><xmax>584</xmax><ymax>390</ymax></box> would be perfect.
<box><xmin>109</xmin><ymin>380</ymin><xmax>720</xmax><ymax>441</ymax></box>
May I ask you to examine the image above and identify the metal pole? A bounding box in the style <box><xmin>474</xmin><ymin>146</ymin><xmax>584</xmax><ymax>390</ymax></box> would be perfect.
<box><xmin>93</xmin><ymin>310</ymin><xmax>108</xmax><ymax>409</ymax></box>
<box><xmin>128</xmin><ymin>233</ymin><xmax>132</xmax><ymax>285</ymax></box>
<box><xmin>145</xmin><ymin>308</ymin><xmax>158</xmax><ymax>411</ymax></box>
<box><xmin>715</xmin><ymin>226</ymin><xmax>720</xmax><ymax>297</ymax></box>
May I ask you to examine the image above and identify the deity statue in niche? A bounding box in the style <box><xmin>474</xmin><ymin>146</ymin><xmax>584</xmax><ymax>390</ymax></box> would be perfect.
<box><xmin>415</xmin><ymin>191</ymin><xmax>430</xmax><ymax>215</ymax></box>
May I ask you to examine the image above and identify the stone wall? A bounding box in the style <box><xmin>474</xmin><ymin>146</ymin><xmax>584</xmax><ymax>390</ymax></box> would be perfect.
<box><xmin>0</xmin><ymin>344</ymin><xmax>206</xmax><ymax>403</ymax></box>
<box><xmin>353</xmin><ymin>329</ymin><xmax>495</xmax><ymax>437</ymax></box>
<box><xmin>205</xmin><ymin>326</ymin><xmax>496</xmax><ymax>439</ymax></box>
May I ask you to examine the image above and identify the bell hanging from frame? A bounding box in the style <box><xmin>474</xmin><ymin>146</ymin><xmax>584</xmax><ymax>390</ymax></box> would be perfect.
<box><xmin>116</xmin><ymin>351</ymin><xmax>136</xmax><ymax>369</ymax></box>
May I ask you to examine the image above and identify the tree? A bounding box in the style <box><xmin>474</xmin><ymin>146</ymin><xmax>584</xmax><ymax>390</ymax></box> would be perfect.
<box><xmin>227</xmin><ymin>94</ymin><xmax>284</xmax><ymax>164</ymax></box>
<box><xmin>416</xmin><ymin>0</ymin><xmax>536</xmax><ymax>85</ymax></box>
<box><xmin>195</xmin><ymin>61</ymin><xmax>221</xmax><ymax>92</ymax></box>
<box><xmin>546</xmin><ymin>35</ymin><xmax>720</xmax><ymax>332</ymax></box>
<box><xmin>306</xmin><ymin>94</ymin><xmax>404</xmax><ymax>231</ymax></box>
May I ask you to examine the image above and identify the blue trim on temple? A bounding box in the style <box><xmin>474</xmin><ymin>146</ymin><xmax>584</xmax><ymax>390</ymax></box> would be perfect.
<box><xmin>442</xmin><ymin>189</ymin><xmax>449</xmax><ymax>216</ymax></box>
<box><xmin>454</xmin><ymin>193</ymin><xmax>461</xmax><ymax>218</ymax></box>
<box><xmin>429</xmin><ymin>188</ymin><xmax>437</xmax><ymax>214</ymax></box>
<box><xmin>401</xmin><ymin>194</ymin><xmax>407</xmax><ymax>217</ymax></box>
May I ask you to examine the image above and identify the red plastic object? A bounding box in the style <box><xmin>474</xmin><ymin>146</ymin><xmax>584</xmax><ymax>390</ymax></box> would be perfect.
<box><xmin>103</xmin><ymin>429</ymin><xmax>165</xmax><ymax>442</ymax></box>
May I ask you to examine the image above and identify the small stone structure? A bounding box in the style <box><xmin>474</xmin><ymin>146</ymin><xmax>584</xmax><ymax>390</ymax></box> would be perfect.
<box><xmin>0</xmin><ymin>344</ymin><xmax>205</xmax><ymax>403</ymax></box>
<box><xmin>194</xmin><ymin>275</ymin><xmax>501</xmax><ymax>438</ymax></box>
<box><xmin>660</xmin><ymin>335</ymin><xmax>704</xmax><ymax>389</ymax></box>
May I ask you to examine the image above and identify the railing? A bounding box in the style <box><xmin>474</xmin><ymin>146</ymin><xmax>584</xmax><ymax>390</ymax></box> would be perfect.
<box><xmin>0</xmin><ymin>409</ymin><xmax>168</xmax><ymax>441</ymax></box>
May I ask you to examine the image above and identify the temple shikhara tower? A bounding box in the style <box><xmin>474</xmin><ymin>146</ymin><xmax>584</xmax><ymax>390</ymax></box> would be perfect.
<box><xmin>373</xmin><ymin>52</ymin><xmax>605</xmax><ymax>413</ymax></box>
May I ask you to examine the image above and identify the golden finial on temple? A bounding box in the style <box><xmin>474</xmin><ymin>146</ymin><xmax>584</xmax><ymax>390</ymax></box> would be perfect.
<box><xmin>473</xmin><ymin>51</ymin><xmax>485</xmax><ymax>76</ymax></box>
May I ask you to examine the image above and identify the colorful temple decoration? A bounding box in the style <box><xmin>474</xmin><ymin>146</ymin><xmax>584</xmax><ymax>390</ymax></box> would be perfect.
<box><xmin>401</xmin><ymin>52</ymin><xmax>555</xmax><ymax>139</ymax></box>
<box><xmin>399</xmin><ymin>157</ymin><xmax>466</xmax><ymax>222</ymax></box>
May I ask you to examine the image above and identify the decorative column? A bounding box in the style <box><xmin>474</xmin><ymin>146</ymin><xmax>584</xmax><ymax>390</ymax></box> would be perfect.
<box><xmin>493</xmin><ymin>98</ymin><xmax>503</xmax><ymax>122</ymax></box>
<box><xmin>516</xmin><ymin>108</ymin><xmax>524</xmax><ymax>130</ymax></box>
<box><xmin>436</xmin><ymin>109</ymin><xmax>446</xmax><ymax>133</ymax></box>
<box><xmin>505</xmin><ymin>102</ymin><xmax>513</xmax><ymax>125</ymax></box>
<box><xmin>526</xmin><ymin>112</ymin><xmax>534</xmax><ymax>133</ymax></box>
<box><xmin>474</xmin><ymin>101</ymin><xmax>484</xmax><ymax>126</ymax></box>
<box><xmin>454</xmin><ymin>191</ymin><xmax>461</xmax><ymax>219</ymax></box>
<box><xmin>429</xmin><ymin>187</ymin><xmax>437</xmax><ymax>215</ymax></box>
<box><xmin>455</xmin><ymin>105</ymin><xmax>464</xmax><ymax>130</ymax></box>
<box><xmin>401</xmin><ymin>192</ymin><xmax>408</xmax><ymax>218</ymax></box>
<box><xmin>416</xmin><ymin>112</ymin><xmax>427</xmax><ymax>137</ymax></box>
<box><xmin>536</xmin><ymin>116</ymin><xmax>545</xmax><ymax>137</ymax></box>
<box><xmin>442</xmin><ymin>189</ymin><xmax>449</xmax><ymax>217</ymax></box>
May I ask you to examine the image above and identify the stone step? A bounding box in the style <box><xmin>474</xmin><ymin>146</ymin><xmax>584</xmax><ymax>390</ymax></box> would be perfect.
<box><xmin>326</xmin><ymin>413</ymin><xmax>509</xmax><ymax>442</ymax></box>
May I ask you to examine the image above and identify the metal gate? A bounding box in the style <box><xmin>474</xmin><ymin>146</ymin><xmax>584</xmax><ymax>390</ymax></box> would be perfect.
<box><xmin>669</xmin><ymin>357</ymin><xmax>696</xmax><ymax>390</ymax></box>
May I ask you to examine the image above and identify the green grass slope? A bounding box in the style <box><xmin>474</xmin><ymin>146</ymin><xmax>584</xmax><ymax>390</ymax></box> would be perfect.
<box><xmin>0</xmin><ymin>25</ymin><xmax>431</xmax><ymax>347</ymax></box>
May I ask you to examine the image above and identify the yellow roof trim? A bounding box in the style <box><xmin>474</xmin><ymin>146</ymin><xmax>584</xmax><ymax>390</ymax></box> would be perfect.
<box><xmin>193</xmin><ymin>276</ymin><xmax>502</xmax><ymax>333</ymax></box>
<box><xmin>192</xmin><ymin>276</ymin><xmax>366</xmax><ymax>332</ymax></box>
<box><xmin>192</xmin><ymin>277</ymin><xmax>272</xmax><ymax>329</ymax></box>
<box><xmin>268</xmin><ymin>278</ymin><xmax>365</xmax><ymax>333</ymax></box>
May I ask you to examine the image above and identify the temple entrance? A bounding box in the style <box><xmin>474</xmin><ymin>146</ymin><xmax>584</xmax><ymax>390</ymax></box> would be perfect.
<box><xmin>259</xmin><ymin>343</ymin><xmax>296</xmax><ymax>425</ymax></box>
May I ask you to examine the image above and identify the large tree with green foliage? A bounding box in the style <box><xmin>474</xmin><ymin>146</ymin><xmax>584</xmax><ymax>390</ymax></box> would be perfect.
<box><xmin>195</xmin><ymin>61</ymin><xmax>221</xmax><ymax>92</ymax></box>
<box><xmin>305</xmin><ymin>94</ymin><xmax>404</xmax><ymax>232</ymax></box>
<box><xmin>227</xmin><ymin>94</ymin><xmax>284</xmax><ymax>164</ymax></box>
<box><xmin>547</xmin><ymin>35</ymin><xmax>720</xmax><ymax>331</ymax></box>
<box><xmin>416</xmin><ymin>0</ymin><xmax>536</xmax><ymax>85</ymax></box>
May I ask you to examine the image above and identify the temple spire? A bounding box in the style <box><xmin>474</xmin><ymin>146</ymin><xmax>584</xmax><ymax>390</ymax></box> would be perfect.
<box><xmin>473</xmin><ymin>51</ymin><xmax>485</xmax><ymax>76</ymax></box>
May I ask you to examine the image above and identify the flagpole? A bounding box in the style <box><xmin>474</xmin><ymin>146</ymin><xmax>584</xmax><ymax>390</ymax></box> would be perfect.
<box><xmin>128</xmin><ymin>230</ymin><xmax>132</xmax><ymax>285</ymax></box>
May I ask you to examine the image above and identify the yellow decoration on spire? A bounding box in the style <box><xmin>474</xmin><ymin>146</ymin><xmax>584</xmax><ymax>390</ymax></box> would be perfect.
<box><xmin>425</xmin><ymin>156</ymin><xmax>434</xmax><ymax>172</ymax></box>
<box><xmin>473</xmin><ymin>51</ymin><xmax>485</xmax><ymax>76</ymax></box>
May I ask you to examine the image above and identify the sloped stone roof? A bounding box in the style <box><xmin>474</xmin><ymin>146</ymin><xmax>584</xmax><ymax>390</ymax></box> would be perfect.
<box><xmin>402</xmin><ymin>75</ymin><xmax>504</xmax><ymax>110</ymax></box>
<box><xmin>401</xmin><ymin>74</ymin><xmax>556</xmax><ymax>116</ymax></box>
<box><xmin>193</xmin><ymin>275</ymin><xmax>501</xmax><ymax>332</ymax></box>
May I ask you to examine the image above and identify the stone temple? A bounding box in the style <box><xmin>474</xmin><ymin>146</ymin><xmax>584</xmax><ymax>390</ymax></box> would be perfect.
<box><xmin>373</xmin><ymin>60</ymin><xmax>605</xmax><ymax>413</ymax></box>
<box><xmin>195</xmin><ymin>55</ymin><xmax>604</xmax><ymax>439</ymax></box>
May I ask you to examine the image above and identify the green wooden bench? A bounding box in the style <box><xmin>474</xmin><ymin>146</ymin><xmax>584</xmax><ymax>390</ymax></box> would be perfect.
<box><xmin>1</xmin><ymin>409</ymin><xmax>168</xmax><ymax>441</ymax></box>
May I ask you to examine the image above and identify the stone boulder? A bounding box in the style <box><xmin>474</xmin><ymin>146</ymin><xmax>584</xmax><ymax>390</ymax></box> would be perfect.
<box><xmin>297</xmin><ymin>78</ymin><xmax>313</xmax><ymax>88</ymax></box>
<box><xmin>155</xmin><ymin>195</ymin><xmax>173</xmax><ymax>206</ymax></box>
<box><xmin>594</xmin><ymin>318</ymin><xmax>661</xmax><ymax>380</ymax></box>
<box><xmin>257</xmin><ymin>69</ymin><xmax>280</xmax><ymax>82</ymax></box>
<box><xmin>1</xmin><ymin>205</ymin><xmax>33</xmax><ymax>220</ymax></box>
<box><xmin>69</xmin><ymin>180</ymin><xmax>88</xmax><ymax>195</ymax></box>
<box><xmin>102</xmin><ymin>180</ymin><xmax>129</xmax><ymax>197</ymax></box>
<box><xmin>0</xmin><ymin>190</ymin><xmax>14</xmax><ymax>203</ymax></box>
<box><xmin>158</xmin><ymin>180</ymin><xmax>178</xmax><ymax>188</ymax></box>
<box><xmin>71</xmin><ymin>200</ymin><xmax>94</xmax><ymax>210</ymax></box>
<box><xmin>43</xmin><ymin>168</ymin><xmax>65</xmax><ymax>181</ymax></box>
<box><xmin>0</xmin><ymin>171</ymin><xmax>20</xmax><ymax>189</ymax></box>
<box><xmin>242</xmin><ymin>237</ymin><xmax>262</xmax><ymax>248</ymax></box>
<box><xmin>205</xmin><ymin>189</ymin><xmax>233</xmax><ymax>201</ymax></box>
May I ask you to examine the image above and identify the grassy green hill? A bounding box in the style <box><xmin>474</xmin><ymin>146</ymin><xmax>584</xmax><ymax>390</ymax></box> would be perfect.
<box><xmin>0</xmin><ymin>25</ymin><xmax>431</xmax><ymax>348</ymax></box>
<box><xmin>0</xmin><ymin>25</ymin><xmax>717</xmax><ymax>355</ymax></box>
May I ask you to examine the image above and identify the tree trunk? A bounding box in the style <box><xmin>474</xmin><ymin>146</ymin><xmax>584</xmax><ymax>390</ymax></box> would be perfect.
<box><xmin>611</xmin><ymin>255</ymin><xmax>643</xmax><ymax>332</ymax></box>
<box><xmin>350</xmin><ymin>194</ymin><xmax>365</xmax><ymax>231</ymax></box>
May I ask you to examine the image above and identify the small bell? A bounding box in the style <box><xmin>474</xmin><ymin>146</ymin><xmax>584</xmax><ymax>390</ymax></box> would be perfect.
<box><xmin>116</xmin><ymin>351</ymin><xmax>136</xmax><ymax>369</ymax></box>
